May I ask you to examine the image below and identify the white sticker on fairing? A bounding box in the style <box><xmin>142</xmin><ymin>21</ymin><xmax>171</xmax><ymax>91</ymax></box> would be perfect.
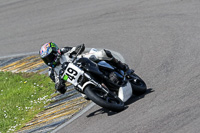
<box><xmin>118</xmin><ymin>82</ymin><xmax>132</xmax><ymax>102</ymax></box>
<box><xmin>64</xmin><ymin>63</ymin><xmax>84</xmax><ymax>86</ymax></box>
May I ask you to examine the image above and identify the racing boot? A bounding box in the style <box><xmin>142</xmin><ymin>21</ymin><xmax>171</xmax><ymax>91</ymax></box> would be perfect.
<box><xmin>55</xmin><ymin>71</ymin><xmax>67</xmax><ymax>94</ymax></box>
<box><xmin>104</xmin><ymin>49</ymin><xmax>129</xmax><ymax>72</ymax></box>
<box><xmin>55</xmin><ymin>81</ymin><xmax>66</xmax><ymax>94</ymax></box>
<box><xmin>110</xmin><ymin>58</ymin><xmax>129</xmax><ymax>72</ymax></box>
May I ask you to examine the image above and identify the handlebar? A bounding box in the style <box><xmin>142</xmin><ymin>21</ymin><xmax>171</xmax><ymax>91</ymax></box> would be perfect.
<box><xmin>72</xmin><ymin>44</ymin><xmax>85</xmax><ymax>63</ymax></box>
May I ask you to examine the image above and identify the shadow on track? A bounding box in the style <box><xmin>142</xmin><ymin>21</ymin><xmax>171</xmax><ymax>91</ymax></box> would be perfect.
<box><xmin>86</xmin><ymin>88</ymin><xmax>154</xmax><ymax>117</ymax></box>
<box><xmin>86</xmin><ymin>108</ymin><xmax>119</xmax><ymax>117</ymax></box>
<box><xmin>125</xmin><ymin>88</ymin><xmax>154</xmax><ymax>105</ymax></box>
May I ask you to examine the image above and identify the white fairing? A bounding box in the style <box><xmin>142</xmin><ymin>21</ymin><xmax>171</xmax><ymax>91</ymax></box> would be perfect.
<box><xmin>118</xmin><ymin>82</ymin><xmax>132</xmax><ymax>102</ymax></box>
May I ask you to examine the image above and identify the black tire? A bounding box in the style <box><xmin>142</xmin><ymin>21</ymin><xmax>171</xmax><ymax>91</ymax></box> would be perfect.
<box><xmin>84</xmin><ymin>85</ymin><xmax>125</xmax><ymax>112</ymax></box>
<box><xmin>130</xmin><ymin>74</ymin><xmax>147</xmax><ymax>96</ymax></box>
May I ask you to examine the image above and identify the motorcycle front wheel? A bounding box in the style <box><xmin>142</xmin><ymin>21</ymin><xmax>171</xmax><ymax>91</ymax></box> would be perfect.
<box><xmin>84</xmin><ymin>85</ymin><xmax>125</xmax><ymax>112</ymax></box>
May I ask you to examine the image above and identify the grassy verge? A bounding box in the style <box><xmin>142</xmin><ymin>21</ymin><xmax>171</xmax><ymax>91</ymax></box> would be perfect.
<box><xmin>0</xmin><ymin>71</ymin><xmax>55</xmax><ymax>133</ymax></box>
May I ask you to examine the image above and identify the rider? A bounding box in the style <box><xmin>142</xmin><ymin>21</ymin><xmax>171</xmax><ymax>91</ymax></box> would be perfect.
<box><xmin>39</xmin><ymin>42</ymin><xmax>129</xmax><ymax>94</ymax></box>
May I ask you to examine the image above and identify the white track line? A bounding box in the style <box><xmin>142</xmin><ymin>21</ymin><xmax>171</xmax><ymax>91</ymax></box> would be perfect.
<box><xmin>0</xmin><ymin>51</ymin><xmax>38</xmax><ymax>59</ymax></box>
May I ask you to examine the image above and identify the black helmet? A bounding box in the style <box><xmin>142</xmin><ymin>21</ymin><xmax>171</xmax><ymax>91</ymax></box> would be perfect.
<box><xmin>39</xmin><ymin>42</ymin><xmax>60</xmax><ymax>67</ymax></box>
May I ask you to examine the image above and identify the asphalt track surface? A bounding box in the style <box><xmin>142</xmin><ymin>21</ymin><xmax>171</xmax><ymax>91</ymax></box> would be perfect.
<box><xmin>1</xmin><ymin>0</ymin><xmax>200</xmax><ymax>133</ymax></box>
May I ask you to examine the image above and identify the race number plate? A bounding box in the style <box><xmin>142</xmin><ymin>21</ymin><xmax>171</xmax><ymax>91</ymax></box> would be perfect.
<box><xmin>63</xmin><ymin>63</ymin><xmax>84</xmax><ymax>86</ymax></box>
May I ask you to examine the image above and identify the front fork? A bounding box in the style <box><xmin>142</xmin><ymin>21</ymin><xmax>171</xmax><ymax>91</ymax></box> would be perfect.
<box><xmin>83</xmin><ymin>73</ymin><xmax>110</xmax><ymax>94</ymax></box>
<box><xmin>83</xmin><ymin>73</ymin><xmax>120</xmax><ymax>99</ymax></box>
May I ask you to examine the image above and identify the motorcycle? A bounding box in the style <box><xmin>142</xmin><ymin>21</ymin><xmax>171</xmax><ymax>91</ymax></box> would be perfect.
<box><xmin>58</xmin><ymin>45</ymin><xmax>147</xmax><ymax>112</ymax></box>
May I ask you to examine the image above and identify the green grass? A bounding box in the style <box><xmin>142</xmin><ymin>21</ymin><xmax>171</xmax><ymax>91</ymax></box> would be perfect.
<box><xmin>0</xmin><ymin>71</ymin><xmax>55</xmax><ymax>133</ymax></box>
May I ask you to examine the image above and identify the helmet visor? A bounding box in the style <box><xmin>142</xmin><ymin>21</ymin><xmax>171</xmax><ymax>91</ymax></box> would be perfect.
<box><xmin>41</xmin><ymin>52</ymin><xmax>57</xmax><ymax>66</ymax></box>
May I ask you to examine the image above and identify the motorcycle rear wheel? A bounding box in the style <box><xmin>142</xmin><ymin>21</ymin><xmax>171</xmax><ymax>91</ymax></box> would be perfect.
<box><xmin>130</xmin><ymin>74</ymin><xmax>147</xmax><ymax>96</ymax></box>
<box><xmin>84</xmin><ymin>85</ymin><xmax>125</xmax><ymax>112</ymax></box>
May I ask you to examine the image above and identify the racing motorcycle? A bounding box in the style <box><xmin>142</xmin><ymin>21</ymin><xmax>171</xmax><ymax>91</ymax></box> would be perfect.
<box><xmin>59</xmin><ymin>46</ymin><xmax>147</xmax><ymax>112</ymax></box>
